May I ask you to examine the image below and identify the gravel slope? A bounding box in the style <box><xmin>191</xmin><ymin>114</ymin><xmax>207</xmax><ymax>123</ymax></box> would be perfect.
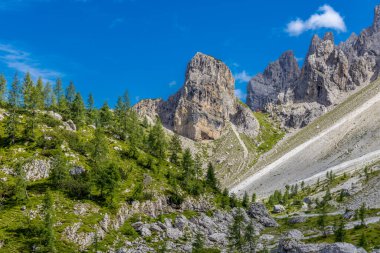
<box><xmin>231</xmin><ymin>83</ymin><xmax>380</xmax><ymax>198</ymax></box>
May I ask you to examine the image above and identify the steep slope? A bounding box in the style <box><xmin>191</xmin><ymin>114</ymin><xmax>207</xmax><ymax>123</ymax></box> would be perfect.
<box><xmin>232</xmin><ymin>78</ymin><xmax>380</xmax><ymax>197</ymax></box>
<box><xmin>247</xmin><ymin>5</ymin><xmax>380</xmax><ymax>128</ymax></box>
<box><xmin>135</xmin><ymin>52</ymin><xmax>259</xmax><ymax>141</ymax></box>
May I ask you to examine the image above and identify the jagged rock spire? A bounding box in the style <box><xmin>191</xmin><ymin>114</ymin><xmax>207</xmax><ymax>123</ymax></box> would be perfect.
<box><xmin>373</xmin><ymin>5</ymin><xmax>380</xmax><ymax>31</ymax></box>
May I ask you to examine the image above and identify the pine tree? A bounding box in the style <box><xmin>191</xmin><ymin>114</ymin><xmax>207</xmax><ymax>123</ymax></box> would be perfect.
<box><xmin>169</xmin><ymin>134</ymin><xmax>182</xmax><ymax>165</ymax></box>
<box><xmin>194</xmin><ymin>153</ymin><xmax>203</xmax><ymax>180</ymax></box>
<box><xmin>22</xmin><ymin>72</ymin><xmax>34</xmax><ymax>109</ymax></box>
<box><xmin>57</xmin><ymin>94</ymin><xmax>70</xmax><ymax>118</ymax></box>
<box><xmin>99</xmin><ymin>102</ymin><xmax>113</xmax><ymax>128</ymax></box>
<box><xmin>334</xmin><ymin>218</ymin><xmax>346</xmax><ymax>242</ymax></box>
<box><xmin>0</xmin><ymin>74</ymin><xmax>6</xmax><ymax>105</ymax></box>
<box><xmin>86</xmin><ymin>93</ymin><xmax>96</xmax><ymax>124</ymax></box>
<box><xmin>358</xmin><ymin>203</ymin><xmax>367</xmax><ymax>227</ymax></box>
<box><xmin>92</xmin><ymin>162</ymin><xmax>120</xmax><ymax>198</ymax></box>
<box><xmin>50</xmin><ymin>151</ymin><xmax>69</xmax><ymax>189</ymax></box>
<box><xmin>91</xmin><ymin>128</ymin><xmax>109</xmax><ymax>165</ymax></box>
<box><xmin>54</xmin><ymin>78</ymin><xmax>63</xmax><ymax>104</ymax></box>
<box><xmin>147</xmin><ymin>118</ymin><xmax>167</xmax><ymax>159</ymax></box>
<box><xmin>14</xmin><ymin>161</ymin><xmax>28</xmax><ymax>204</ymax></box>
<box><xmin>71</xmin><ymin>93</ymin><xmax>86</xmax><ymax>128</ymax></box>
<box><xmin>65</xmin><ymin>81</ymin><xmax>76</xmax><ymax>105</ymax></box>
<box><xmin>228</xmin><ymin>208</ymin><xmax>245</xmax><ymax>252</ymax></box>
<box><xmin>4</xmin><ymin>107</ymin><xmax>18</xmax><ymax>144</ymax></box>
<box><xmin>244</xmin><ymin>221</ymin><xmax>257</xmax><ymax>252</ymax></box>
<box><xmin>35</xmin><ymin>77</ymin><xmax>45</xmax><ymax>110</ymax></box>
<box><xmin>221</xmin><ymin>188</ymin><xmax>230</xmax><ymax>208</ymax></box>
<box><xmin>242</xmin><ymin>191</ymin><xmax>249</xmax><ymax>208</ymax></box>
<box><xmin>43</xmin><ymin>190</ymin><xmax>56</xmax><ymax>253</ymax></box>
<box><xmin>9</xmin><ymin>73</ymin><xmax>20</xmax><ymax>107</ymax></box>
<box><xmin>43</xmin><ymin>82</ymin><xmax>55</xmax><ymax>109</ymax></box>
<box><xmin>206</xmin><ymin>162</ymin><xmax>219</xmax><ymax>191</ymax></box>
<box><xmin>126</xmin><ymin>110</ymin><xmax>143</xmax><ymax>155</ymax></box>
<box><xmin>251</xmin><ymin>193</ymin><xmax>257</xmax><ymax>203</ymax></box>
<box><xmin>229</xmin><ymin>193</ymin><xmax>237</xmax><ymax>208</ymax></box>
<box><xmin>181</xmin><ymin>148</ymin><xmax>194</xmax><ymax>180</ymax></box>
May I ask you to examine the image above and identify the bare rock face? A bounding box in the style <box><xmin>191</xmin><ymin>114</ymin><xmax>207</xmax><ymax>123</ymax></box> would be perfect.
<box><xmin>247</xmin><ymin>5</ymin><xmax>380</xmax><ymax>128</ymax></box>
<box><xmin>247</xmin><ymin>50</ymin><xmax>300</xmax><ymax>111</ymax></box>
<box><xmin>135</xmin><ymin>52</ymin><xmax>259</xmax><ymax>141</ymax></box>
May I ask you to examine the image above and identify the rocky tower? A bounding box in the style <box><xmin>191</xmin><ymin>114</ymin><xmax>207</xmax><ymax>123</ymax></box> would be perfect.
<box><xmin>246</xmin><ymin>50</ymin><xmax>300</xmax><ymax>110</ymax></box>
<box><xmin>247</xmin><ymin>5</ymin><xmax>380</xmax><ymax>128</ymax></box>
<box><xmin>135</xmin><ymin>52</ymin><xmax>259</xmax><ymax>141</ymax></box>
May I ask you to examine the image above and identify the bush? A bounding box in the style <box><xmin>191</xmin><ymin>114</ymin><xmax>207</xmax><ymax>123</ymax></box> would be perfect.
<box><xmin>167</xmin><ymin>191</ymin><xmax>184</xmax><ymax>207</ymax></box>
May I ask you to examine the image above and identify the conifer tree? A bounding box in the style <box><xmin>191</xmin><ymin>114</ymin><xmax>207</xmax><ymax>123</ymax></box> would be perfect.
<box><xmin>92</xmin><ymin>162</ymin><xmax>121</xmax><ymax>199</ymax></box>
<box><xmin>9</xmin><ymin>73</ymin><xmax>20</xmax><ymax>108</ymax></box>
<box><xmin>91</xmin><ymin>128</ymin><xmax>109</xmax><ymax>165</ymax></box>
<box><xmin>65</xmin><ymin>81</ymin><xmax>76</xmax><ymax>105</ymax></box>
<box><xmin>194</xmin><ymin>152</ymin><xmax>203</xmax><ymax>180</ymax></box>
<box><xmin>86</xmin><ymin>93</ymin><xmax>96</xmax><ymax>124</ymax></box>
<box><xmin>169</xmin><ymin>134</ymin><xmax>182</xmax><ymax>165</ymax></box>
<box><xmin>71</xmin><ymin>92</ymin><xmax>86</xmax><ymax>128</ymax></box>
<box><xmin>54</xmin><ymin>78</ymin><xmax>63</xmax><ymax>104</ymax></box>
<box><xmin>244</xmin><ymin>221</ymin><xmax>257</xmax><ymax>252</ymax></box>
<box><xmin>147</xmin><ymin>118</ymin><xmax>167</xmax><ymax>159</ymax></box>
<box><xmin>358</xmin><ymin>232</ymin><xmax>368</xmax><ymax>249</ymax></box>
<box><xmin>0</xmin><ymin>74</ymin><xmax>6</xmax><ymax>105</ymax></box>
<box><xmin>126</xmin><ymin>109</ymin><xmax>142</xmax><ymax>149</ymax></box>
<box><xmin>206</xmin><ymin>162</ymin><xmax>219</xmax><ymax>191</ymax></box>
<box><xmin>50</xmin><ymin>150</ymin><xmax>69</xmax><ymax>189</ymax></box>
<box><xmin>358</xmin><ymin>203</ymin><xmax>367</xmax><ymax>226</ymax></box>
<box><xmin>35</xmin><ymin>77</ymin><xmax>45</xmax><ymax>110</ymax></box>
<box><xmin>334</xmin><ymin>218</ymin><xmax>346</xmax><ymax>242</ymax></box>
<box><xmin>22</xmin><ymin>72</ymin><xmax>34</xmax><ymax>109</ymax></box>
<box><xmin>228</xmin><ymin>208</ymin><xmax>244</xmax><ymax>252</ymax></box>
<box><xmin>57</xmin><ymin>94</ymin><xmax>69</xmax><ymax>118</ymax></box>
<box><xmin>181</xmin><ymin>148</ymin><xmax>194</xmax><ymax>180</ymax></box>
<box><xmin>251</xmin><ymin>193</ymin><xmax>257</xmax><ymax>203</ymax></box>
<box><xmin>221</xmin><ymin>188</ymin><xmax>230</xmax><ymax>208</ymax></box>
<box><xmin>242</xmin><ymin>191</ymin><xmax>249</xmax><ymax>208</ymax></box>
<box><xmin>43</xmin><ymin>82</ymin><xmax>55</xmax><ymax>109</ymax></box>
<box><xmin>14</xmin><ymin>161</ymin><xmax>28</xmax><ymax>204</ymax></box>
<box><xmin>99</xmin><ymin>102</ymin><xmax>113</xmax><ymax>128</ymax></box>
<box><xmin>43</xmin><ymin>190</ymin><xmax>56</xmax><ymax>253</ymax></box>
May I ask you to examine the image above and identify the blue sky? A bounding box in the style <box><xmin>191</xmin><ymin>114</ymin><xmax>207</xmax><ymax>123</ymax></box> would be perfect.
<box><xmin>0</xmin><ymin>0</ymin><xmax>378</xmax><ymax>106</ymax></box>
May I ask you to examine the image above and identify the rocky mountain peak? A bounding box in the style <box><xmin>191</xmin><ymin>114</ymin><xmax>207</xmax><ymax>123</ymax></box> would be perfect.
<box><xmin>373</xmin><ymin>5</ymin><xmax>380</xmax><ymax>31</ymax></box>
<box><xmin>247</xmin><ymin>5</ymin><xmax>380</xmax><ymax>129</ymax></box>
<box><xmin>323</xmin><ymin>31</ymin><xmax>334</xmax><ymax>43</ymax></box>
<box><xmin>135</xmin><ymin>52</ymin><xmax>259</xmax><ymax>141</ymax></box>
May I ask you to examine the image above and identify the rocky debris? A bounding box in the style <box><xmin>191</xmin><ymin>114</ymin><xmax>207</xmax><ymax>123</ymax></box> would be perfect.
<box><xmin>247</xmin><ymin>5</ymin><xmax>380</xmax><ymax>129</ymax></box>
<box><xmin>273</xmin><ymin>204</ymin><xmax>286</xmax><ymax>213</ymax></box>
<box><xmin>63</xmin><ymin>120</ymin><xmax>76</xmax><ymax>131</ymax></box>
<box><xmin>135</xmin><ymin>52</ymin><xmax>259</xmax><ymax>141</ymax></box>
<box><xmin>23</xmin><ymin>159</ymin><xmax>51</xmax><ymax>181</ymax></box>
<box><xmin>288</xmin><ymin>216</ymin><xmax>307</xmax><ymax>224</ymax></box>
<box><xmin>343</xmin><ymin>210</ymin><xmax>355</xmax><ymax>220</ymax></box>
<box><xmin>69</xmin><ymin>166</ymin><xmax>86</xmax><ymax>176</ymax></box>
<box><xmin>247</xmin><ymin>203</ymin><xmax>278</xmax><ymax>227</ymax></box>
<box><xmin>73</xmin><ymin>203</ymin><xmax>99</xmax><ymax>216</ymax></box>
<box><xmin>62</xmin><ymin>222</ymin><xmax>96</xmax><ymax>251</ymax></box>
<box><xmin>278</xmin><ymin>236</ymin><xmax>367</xmax><ymax>253</ymax></box>
<box><xmin>47</xmin><ymin>111</ymin><xmax>63</xmax><ymax>121</ymax></box>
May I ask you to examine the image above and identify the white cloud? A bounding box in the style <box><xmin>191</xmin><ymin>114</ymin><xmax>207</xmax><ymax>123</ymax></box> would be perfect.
<box><xmin>234</xmin><ymin>70</ymin><xmax>252</xmax><ymax>83</ymax></box>
<box><xmin>168</xmin><ymin>80</ymin><xmax>176</xmax><ymax>87</ymax></box>
<box><xmin>0</xmin><ymin>43</ymin><xmax>62</xmax><ymax>82</ymax></box>
<box><xmin>234</xmin><ymin>89</ymin><xmax>246</xmax><ymax>100</ymax></box>
<box><xmin>286</xmin><ymin>5</ymin><xmax>346</xmax><ymax>36</ymax></box>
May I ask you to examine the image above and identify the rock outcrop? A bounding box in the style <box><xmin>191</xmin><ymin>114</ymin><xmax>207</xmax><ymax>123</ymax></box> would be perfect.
<box><xmin>247</xmin><ymin>5</ymin><xmax>380</xmax><ymax>128</ymax></box>
<box><xmin>135</xmin><ymin>52</ymin><xmax>259</xmax><ymax>141</ymax></box>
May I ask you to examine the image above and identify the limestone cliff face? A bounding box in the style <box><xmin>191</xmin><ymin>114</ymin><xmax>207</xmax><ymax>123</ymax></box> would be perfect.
<box><xmin>134</xmin><ymin>53</ymin><xmax>259</xmax><ymax>141</ymax></box>
<box><xmin>247</xmin><ymin>5</ymin><xmax>380</xmax><ymax>128</ymax></box>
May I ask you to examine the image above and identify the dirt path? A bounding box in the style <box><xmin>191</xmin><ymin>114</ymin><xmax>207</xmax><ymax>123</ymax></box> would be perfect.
<box><xmin>230</xmin><ymin>123</ymin><xmax>249</xmax><ymax>176</ymax></box>
<box><xmin>230</xmin><ymin>92</ymin><xmax>380</xmax><ymax>195</ymax></box>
